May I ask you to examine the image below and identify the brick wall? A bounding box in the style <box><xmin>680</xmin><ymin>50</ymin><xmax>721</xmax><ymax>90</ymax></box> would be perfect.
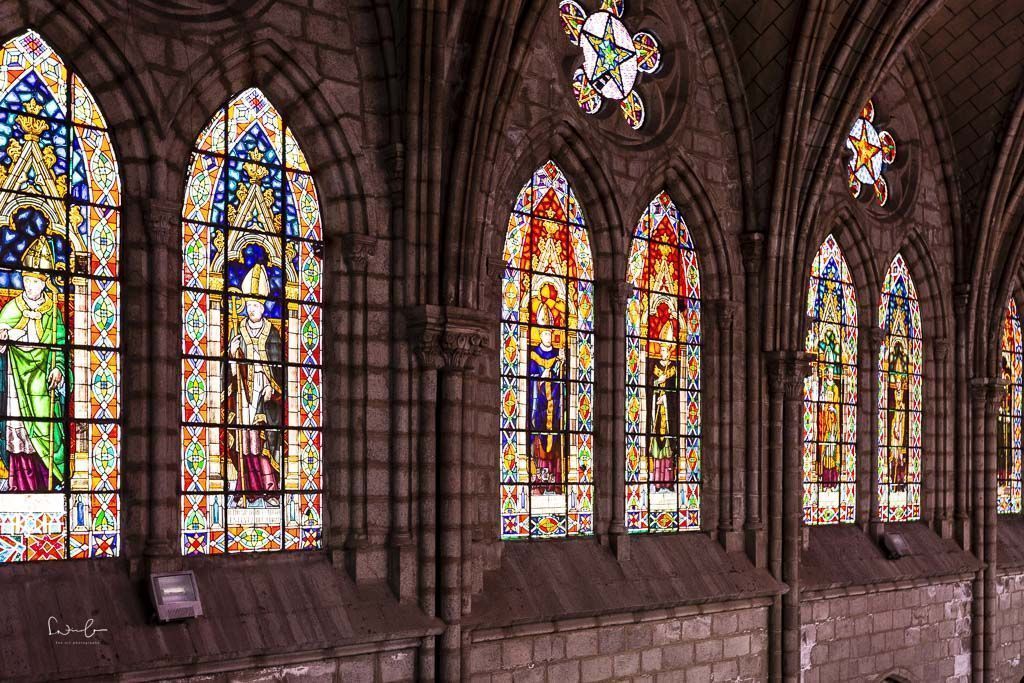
<box><xmin>467</xmin><ymin>606</ymin><xmax>768</xmax><ymax>683</ymax></box>
<box><xmin>800</xmin><ymin>581</ymin><xmax>973</xmax><ymax>682</ymax></box>
<box><xmin>995</xmin><ymin>571</ymin><xmax>1024</xmax><ymax>681</ymax></box>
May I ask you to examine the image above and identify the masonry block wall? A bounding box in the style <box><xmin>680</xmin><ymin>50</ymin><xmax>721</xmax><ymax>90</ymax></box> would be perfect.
<box><xmin>466</xmin><ymin>607</ymin><xmax>768</xmax><ymax>683</ymax></box>
<box><xmin>800</xmin><ymin>583</ymin><xmax>973</xmax><ymax>682</ymax></box>
<box><xmin>995</xmin><ymin>572</ymin><xmax>1024</xmax><ymax>681</ymax></box>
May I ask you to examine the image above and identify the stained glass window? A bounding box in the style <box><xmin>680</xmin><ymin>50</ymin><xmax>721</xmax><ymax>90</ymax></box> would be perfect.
<box><xmin>180</xmin><ymin>88</ymin><xmax>323</xmax><ymax>555</ymax></box>
<box><xmin>0</xmin><ymin>30</ymin><xmax>120</xmax><ymax>562</ymax></box>
<box><xmin>846</xmin><ymin>100</ymin><xmax>896</xmax><ymax>207</ymax></box>
<box><xmin>999</xmin><ymin>298</ymin><xmax>1023</xmax><ymax>514</ymax></box>
<box><xmin>559</xmin><ymin>0</ymin><xmax>662</xmax><ymax>130</ymax></box>
<box><xmin>500</xmin><ymin>161</ymin><xmax>594</xmax><ymax>540</ymax></box>
<box><xmin>624</xmin><ymin>192</ymin><xmax>700</xmax><ymax>533</ymax></box>
<box><xmin>877</xmin><ymin>254</ymin><xmax>921</xmax><ymax>522</ymax></box>
<box><xmin>802</xmin><ymin>235</ymin><xmax>857</xmax><ymax>525</ymax></box>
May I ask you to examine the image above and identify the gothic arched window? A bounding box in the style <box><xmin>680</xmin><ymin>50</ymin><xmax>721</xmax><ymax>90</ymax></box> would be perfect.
<box><xmin>803</xmin><ymin>235</ymin><xmax>857</xmax><ymax>525</ymax></box>
<box><xmin>180</xmin><ymin>88</ymin><xmax>324</xmax><ymax>555</ymax></box>
<box><xmin>624</xmin><ymin>192</ymin><xmax>701</xmax><ymax>533</ymax></box>
<box><xmin>500</xmin><ymin>161</ymin><xmax>594</xmax><ymax>540</ymax></box>
<box><xmin>878</xmin><ymin>253</ymin><xmax>922</xmax><ymax>522</ymax></box>
<box><xmin>999</xmin><ymin>298</ymin><xmax>1022</xmax><ymax>514</ymax></box>
<box><xmin>0</xmin><ymin>31</ymin><xmax>121</xmax><ymax>562</ymax></box>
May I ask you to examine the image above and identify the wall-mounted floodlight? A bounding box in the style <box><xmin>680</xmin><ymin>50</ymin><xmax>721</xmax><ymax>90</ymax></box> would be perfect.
<box><xmin>881</xmin><ymin>532</ymin><xmax>910</xmax><ymax>560</ymax></box>
<box><xmin>149</xmin><ymin>571</ymin><xmax>203</xmax><ymax>622</ymax></box>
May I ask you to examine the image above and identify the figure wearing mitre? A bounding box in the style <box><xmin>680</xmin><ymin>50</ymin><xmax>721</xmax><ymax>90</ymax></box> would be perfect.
<box><xmin>0</xmin><ymin>212</ymin><xmax>67</xmax><ymax>492</ymax></box>
<box><xmin>648</xmin><ymin>326</ymin><xmax>678</xmax><ymax>491</ymax></box>
<box><xmin>226</xmin><ymin>264</ymin><xmax>282</xmax><ymax>493</ymax></box>
<box><xmin>529</xmin><ymin>302</ymin><xmax>565</xmax><ymax>495</ymax></box>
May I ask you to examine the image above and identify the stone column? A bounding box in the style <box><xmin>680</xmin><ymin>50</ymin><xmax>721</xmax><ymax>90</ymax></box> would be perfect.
<box><xmin>781</xmin><ymin>352</ymin><xmax>812</xmax><ymax>682</ymax></box>
<box><xmin>954</xmin><ymin>285</ymin><xmax>971</xmax><ymax>547</ymax></box>
<box><xmin>934</xmin><ymin>338</ymin><xmax>952</xmax><ymax>537</ymax></box>
<box><xmin>766</xmin><ymin>351</ymin><xmax>810</xmax><ymax>681</ymax></box>
<box><xmin>143</xmin><ymin>199</ymin><xmax>182</xmax><ymax>572</ymax></box>
<box><xmin>342</xmin><ymin>234</ymin><xmax>378</xmax><ymax>580</ymax></box>
<box><xmin>741</xmin><ymin>233</ymin><xmax>766</xmax><ymax>566</ymax></box>
<box><xmin>407</xmin><ymin>309</ymin><xmax>442</xmax><ymax>680</ymax></box>
<box><xmin>711</xmin><ymin>299</ymin><xmax>742</xmax><ymax>551</ymax></box>
<box><xmin>968</xmin><ymin>377</ymin><xmax>988</xmax><ymax>681</ymax></box>
<box><xmin>436</xmin><ymin>313</ymin><xmax>486</xmax><ymax>683</ymax></box>
<box><xmin>983</xmin><ymin>378</ymin><xmax>1005</xmax><ymax>679</ymax></box>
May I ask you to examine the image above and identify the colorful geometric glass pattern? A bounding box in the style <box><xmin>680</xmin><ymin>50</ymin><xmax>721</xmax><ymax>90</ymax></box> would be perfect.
<box><xmin>999</xmin><ymin>298</ymin><xmax>1023</xmax><ymax>514</ymax></box>
<box><xmin>802</xmin><ymin>235</ymin><xmax>857</xmax><ymax>525</ymax></box>
<box><xmin>500</xmin><ymin>161</ymin><xmax>595</xmax><ymax>540</ymax></box>
<box><xmin>0</xmin><ymin>31</ymin><xmax>121</xmax><ymax>563</ymax></box>
<box><xmin>559</xmin><ymin>0</ymin><xmax>662</xmax><ymax>130</ymax></box>
<box><xmin>180</xmin><ymin>88</ymin><xmax>323</xmax><ymax>555</ymax></box>
<box><xmin>846</xmin><ymin>99</ymin><xmax>897</xmax><ymax>207</ymax></box>
<box><xmin>877</xmin><ymin>254</ymin><xmax>921</xmax><ymax>522</ymax></box>
<box><xmin>624</xmin><ymin>192</ymin><xmax>701</xmax><ymax>533</ymax></box>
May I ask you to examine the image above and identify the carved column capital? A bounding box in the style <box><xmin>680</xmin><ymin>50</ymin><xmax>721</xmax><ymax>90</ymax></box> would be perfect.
<box><xmin>767</xmin><ymin>351</ymin><xmax>813</xmax><ymax>401</ymax></box>
<box><xmin>486</xmin><ymin>256</ymin><xmax>505</xmax><ymax>279</ymax></box>
<box><xmin>342</xmin><ymin>234</ymin><xmax>379</xmax><ymax>273</ymax></box>
<box><xmin>406</xmin><ymin>305</ymin><xmax>490</xmax><ymax>371</ymax></box>
<box><xmin>933</xmin><ymin>337</ymin><xmax>951</xmax><ymax>362</ymax></box>
<box><xmin>870</xmin><ymin>327</ymin><xmax>886</xmax><ymax>353</ymax></box>
<box><xmin>144</xmin><ymin>198</ymin><xmax>180</xmax><ymax>248</ymax></box>
<box><xmin>708</xmin><ymin>299</ymin><xmax>740</xmax><ymax>332</ymax></box>
<box><xmin>740</xmin><ymin>232</ymin><xmax>765</xmax><ymax>275</ymax></box>
<box><xmin>969</xmin><ymin>376</ymin><xmax>1006</xmax><ymax>410</ymax></box>
<box><xmin>953</xmin><ymin>283</ymin><xmax>970</xmax><ymax>321</ymax></box>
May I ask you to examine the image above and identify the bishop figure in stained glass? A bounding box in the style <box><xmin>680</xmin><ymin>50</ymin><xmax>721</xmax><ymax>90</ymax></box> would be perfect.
<box><xmin>528</xmin><ymin>297</ymin><xmax>566</xmax><ymax>495</ymax></box>
<box><xmin>227</xmin><ymin>264</ymin><xmax>282</xmax><ymax>494</ymax></box>
<box><xmin>0</xmin><ymin>220</ymin><xmax>67</xmax><ymax>492</ymax></box>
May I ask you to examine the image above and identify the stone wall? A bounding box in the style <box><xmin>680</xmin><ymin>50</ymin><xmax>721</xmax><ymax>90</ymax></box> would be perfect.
<box><xmin>800</xmin><ymin>581</ymin><xmax>973</xmax><ymax>682</ymax></box>
<box><xmin>995</xmin><ymin>571</ymin><xmax>1024</xmax><ymax>682</ymax></box>
<box><xmin>466</xmin><ymin>606</ymin><xmax>768</xmax><ymax>683</ymax></box>
<box><xmin>177</xmin><ymin>648</ymin><xmax>417</xmax><ymax>683</ymax></box>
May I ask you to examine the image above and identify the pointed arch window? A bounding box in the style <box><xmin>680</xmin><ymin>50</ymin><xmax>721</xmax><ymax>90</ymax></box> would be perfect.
<box><xmin>803</xmin><ymin>235</ymin><xmax>857</xmax><ymax>525</ymax></box>
<box><xmin>999</xmin><ymin>298</ymin><xmax>1022</xmax><ymax>514</ymax></box>
<box><xmin>180</xmin><ymin>88</ymin><xmax>324</xmax><ymax>555</ymax></box>
<box><xmin>624</xmin><ymin>192</ymin><xmax>701</xmax><ymax>533</ymax></box>
<box><xmin>500</xmin><ymin>161</ymin><xmax>594</xmax><ymax>540</ymax></box>
<box><xmin>878</xmin><ymin>254</ymin><xmax>922</xmax><ymax>522</ymax></box>
<box><xmin>0</xmin><ymin>30</ymin><xmax>121</xmax><ymax>562</ymax></box>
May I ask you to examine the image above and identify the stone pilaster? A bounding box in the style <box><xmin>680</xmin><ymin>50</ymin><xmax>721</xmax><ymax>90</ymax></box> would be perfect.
<box><xmin>741</xmin><ymin>233</ymin><xmax>766</xmax><ymax>566</ymax></box>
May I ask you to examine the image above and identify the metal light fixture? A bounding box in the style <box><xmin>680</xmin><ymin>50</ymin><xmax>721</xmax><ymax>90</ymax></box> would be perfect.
<box><xmin>149</xmin><ymin>571</ymin><xmax>203</xmax><ymax>622</ymax></box>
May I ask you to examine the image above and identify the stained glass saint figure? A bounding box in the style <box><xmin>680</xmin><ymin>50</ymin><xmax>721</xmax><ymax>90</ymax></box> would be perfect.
<box><xmin>886</xmin><ymin>340</ymin><xmax>909</xmax><ymax>488</ymax></box>
<box><xmin>0</xmin><ymin>221</ymin><xmax>67</xmax><ymax>492</ymax></box>
<box><xmin>227</xmin><ymin>264</ymin><xmax>282</xmax><ymax>495</ymax></box>
<box><xmin>803</xmin><ymin>235</ymin><xmax>857</xmax><ymax>525</ymax></box>
<box><xmin>816</xmin><ymin>327</ymin><xmax>841</xmax><ymax>488</ymax></box>
<box><xmin>528</xmin><ymin>299</ymin><xmax>565</xmax><ymax>495</ymax></box>
<box><xmin>648</xmin><ymin>324</ymin><xmax>677</xmax><ymax>492</ymax></box>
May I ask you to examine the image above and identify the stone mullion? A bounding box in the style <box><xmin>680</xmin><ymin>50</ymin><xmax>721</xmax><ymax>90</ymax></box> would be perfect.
<box><xmin>143</xmin><ymin>199</ymin><xmax>182</xmax><ymax>568</ymax></box>
<box><xmin>741</xmin><ymin>233</ymin><xmax>765</xmax><ymax>565</ymax></box>
<box><xmin>606</xmin><ymin>280</ymin><xmax>629</xmax><ymax>557</ymax></box>
<box><xmin>867</xmin><ymin>328</ymin><xmax>884</xmax><ymax>534</ymax></box>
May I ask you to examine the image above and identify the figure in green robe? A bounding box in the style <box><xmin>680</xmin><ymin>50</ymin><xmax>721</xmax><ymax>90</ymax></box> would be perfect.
<box><xmin>0</xmin><ymin>233</ymin><xmax>67</xmax><ymax>491</ymax></box>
